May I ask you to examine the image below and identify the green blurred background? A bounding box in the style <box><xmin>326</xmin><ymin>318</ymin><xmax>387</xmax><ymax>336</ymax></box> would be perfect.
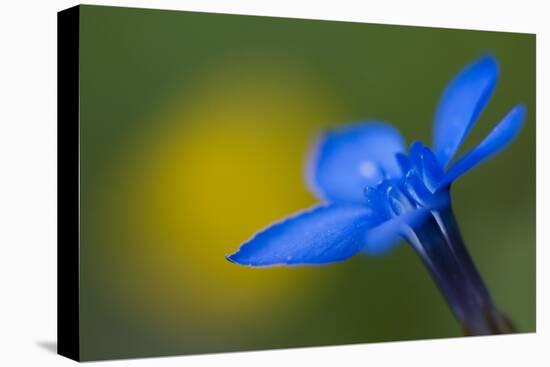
<box><xmin>78</xmin><ymin>5</ymin><xmax>535</xmax><ymax>361</ymax></box>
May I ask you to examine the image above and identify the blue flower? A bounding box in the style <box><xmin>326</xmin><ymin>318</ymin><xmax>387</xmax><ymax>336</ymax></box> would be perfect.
<box><xmin>227</xmin><ymin>55</ymin><xmax>526</xmax><ymax>335</ymax></box>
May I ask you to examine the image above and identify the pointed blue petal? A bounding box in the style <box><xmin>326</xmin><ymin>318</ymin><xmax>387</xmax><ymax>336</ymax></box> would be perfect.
<box><xmin>409</xmin><ymin>141</ymin><xmax>425</xmax><ymax>176</ymax></box>
<box><xmin>433</xmin><ymin>55</ymin><xmax>499</xmax><ymax>166</ymax></box>
<box><xmin>420</xmin><ymin>147</ymin><xmax>445</xmax><ymax>192</ymax></box>
<box><xmin>363</xmin><ymin>208</ymin><xmax>430</xmax><ymax>255</ymax></box>
<box><xmin>308</xmin><ymin>122</ymin><xmax>406</xmax><ymax>203</ymax></box>
<box><xmin>403</xmin><ymin>170</ymin><xmax>433</xmax><ymax>207</ymax></box>
<box><xmin>439</xmin><ymin>104</ymin><xmax>526</xmax><ymax>188</ymax></box>
<box><xmin>387</xmin><ymin>184</ymin><xmax>416</xmax><ymax>216</ymax></box>
<box><xmin>395</xmin><ymin>153</ymin><xmax>412</xmax><ymax>175</ymax></box>
<box><xmin>227</xmin><ymin>204</ymin><xmax>377</xmax><ymax>266</ymax></box>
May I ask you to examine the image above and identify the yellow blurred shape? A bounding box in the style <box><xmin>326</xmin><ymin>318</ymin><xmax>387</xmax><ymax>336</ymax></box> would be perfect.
<box><xmin>104</xmin><ymin>63</ymin><xmax>340</xmax><ymax>334</ymax></box>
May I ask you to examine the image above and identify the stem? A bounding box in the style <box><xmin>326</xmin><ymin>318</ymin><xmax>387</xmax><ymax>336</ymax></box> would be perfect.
<box><xmin>404</xmin><ymin>205</ymin><xmax>515</xmax><ymax>335</ymax></box>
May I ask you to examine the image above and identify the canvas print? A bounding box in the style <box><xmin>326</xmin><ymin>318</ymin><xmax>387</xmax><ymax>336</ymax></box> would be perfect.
<box><xmin>57</xmin><ymin>4</ymin><xmax>535</xmax><ymax>362</ymax></box>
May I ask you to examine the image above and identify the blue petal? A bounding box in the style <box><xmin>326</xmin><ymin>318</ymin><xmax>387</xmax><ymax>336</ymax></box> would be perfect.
<box><xmin>420</xmin><ymin>146</ymin><xmax>445</xmax><ymax>192</ymax></box>
<box><xmin>364</xmin><ymin>186</ymin><xmax>389</xmax><ymax>218</ymax></box>
<box><xmin>395</xmin><ymin>153</ymin><xmax>412</xmax><ymax>174</ymax></box>
<box><xmin>409</xmin><ymin>141</ymin><xmax>425</xmax><ymax>176</ymax></box>
<box><xmin>308</xmin><ymin>122</ymin><xmax>406</xmax><ymax>203</ymax></box>
<box><xmin>439</xmin><ymin>104</ymin><xmax>526</xmax><ymax>188</ymax></box>
<box><xmin>227</xmin><ymin>204</ymin><xmax>377</xmax><ymax>266</ymax></box>
<box><xmin>403</xmin><ymin>170</ymin><xmax>434</xmax><ymax>208</ymax></box>
<box><xmin>363</xmin><ymin>208</ymin><xmax>430</xmax><ymax>255</ymax></box>
<box><xmin>433</xmin><ymin>55</ymin><xmax>499</xmax><ymax>166</ymax></box>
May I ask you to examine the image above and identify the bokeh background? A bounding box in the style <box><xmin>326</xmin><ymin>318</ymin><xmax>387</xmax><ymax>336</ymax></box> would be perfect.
<box><xmin>78</xmin><ymin>5</ymin><xmax>536</xmax><ymax>361</ymax></box>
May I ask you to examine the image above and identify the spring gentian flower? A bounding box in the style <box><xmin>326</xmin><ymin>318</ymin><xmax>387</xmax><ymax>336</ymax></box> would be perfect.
<box><xmin>227</xmin><ymin>55</ymin><xmax>526</xmax><ymax>335</ymax></box>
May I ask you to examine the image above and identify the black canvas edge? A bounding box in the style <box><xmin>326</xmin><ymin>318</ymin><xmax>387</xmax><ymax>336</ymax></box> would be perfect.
<box><xmin>57</xmin><ymin>5</ymin><xmax>81</xmax><ymax>362</ymax></box>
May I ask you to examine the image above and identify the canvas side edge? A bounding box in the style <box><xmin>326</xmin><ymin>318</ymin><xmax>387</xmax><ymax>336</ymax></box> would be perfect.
<box><xmin>57</xmin><ymin>5</ymin><xmax>81</xmax><ymax>362</ymax></box>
